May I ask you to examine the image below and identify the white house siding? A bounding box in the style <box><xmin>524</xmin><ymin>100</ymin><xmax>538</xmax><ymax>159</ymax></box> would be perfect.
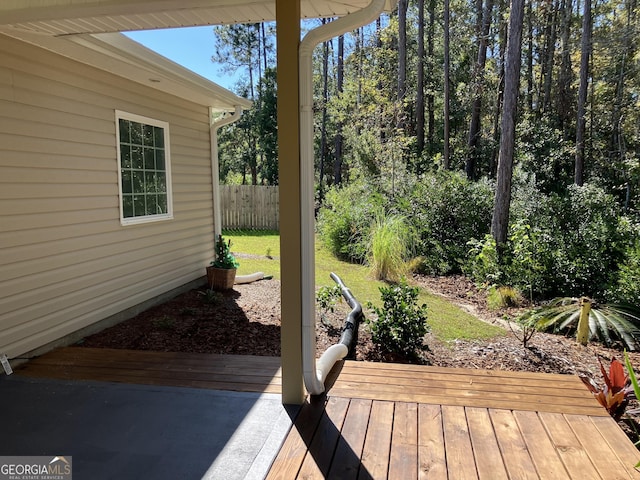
<box><xmin>0</xmin><ymin>34</ymin><xmax>215</xmax><ymax>358</ymax></box>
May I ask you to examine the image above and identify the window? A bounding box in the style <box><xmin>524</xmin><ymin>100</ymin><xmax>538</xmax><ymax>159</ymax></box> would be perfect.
<box><xmin>116</xmin><ymin>111</ymin><xmax>172</xmax><ymax>225</ymax></box>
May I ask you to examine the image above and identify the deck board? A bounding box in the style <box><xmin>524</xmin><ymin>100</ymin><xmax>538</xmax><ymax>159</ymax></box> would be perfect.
<box><xmin>13</xmin><ymin>347</ymin><xmax>640</xmax><ymax>479</ymax></box>
<box><xmin>359</xmin><ymin>400</ymin><xmax>394</xmax><ymax>480</ymax></box>
<box><xmin>466</xmin><ymin>407</ymin><xmax>509</xmax><ymax>480</ymax></box>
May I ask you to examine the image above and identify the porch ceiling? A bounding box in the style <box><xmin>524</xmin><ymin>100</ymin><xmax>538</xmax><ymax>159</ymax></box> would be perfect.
<box><xmin>0</xmin><ymin>0</ymin><xmax>395</xmax><ymax>36</ymax></box>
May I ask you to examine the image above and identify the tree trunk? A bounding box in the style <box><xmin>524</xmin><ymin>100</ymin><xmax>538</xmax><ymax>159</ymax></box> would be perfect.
<box><xmin>490</xmin><ymin>0</ymin><xmax>508</xmax><ymax>177</ymax></box>
<box><xmin>542</xmin><ymin>0</ymin><xmax>559</xmax><ymax>114</ymax></box>
<box><xmin>557</xmin><ymin>0</ymin><xmax>573</xmax><ymax>135</ymax></box>
<box><xmin>416</xmin><ymin>0</ymin><xmax>426</xmax><ymax>158</ymax></box>
<box><xmin>575</xmin><ymin>0</ymin><xmax>592</xmax><ymax>186</ymax></box>
<box><xmin>491</xmin><ymin>0</ymin><xmax>525</xmax><ymax>245</ymax></box>
<box><xmin>398</xmin><ymin>0</ymin><xmax>408</xmax><ymax>131</ymax></box>
<box><xmin>525</xmin><ymin>0</ymin><xmax>533</xmax><ymax>111</ymax></box>
<box><xmin>466</xmin><ymin>0</ymin><xmax>495</xmax><ymax>180</ymax></box>
<box><xmin>319</xmin><ymin>31</ymin><xmax>330</xmax><ymax>203</ymax></box>
<box><xmin>334</xmin><ymin>34</ymin><xmax>345</xmax><ymax>185</ymax></box>
<box><xmin>427</xmin><ymin>0</ymin><xmax>436</xmax><ymax>149</ymax></box>
<box><xmin>443</xmin><ymin>0</ymin><xmax>451</xmax><ymax>169</ymax></box>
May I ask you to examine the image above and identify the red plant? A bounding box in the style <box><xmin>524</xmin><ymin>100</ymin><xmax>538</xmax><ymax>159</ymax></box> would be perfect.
<box><xmin>580</xmin><ymin>357</ymin><xmax>634</xmax><ymax>421</ymax></box>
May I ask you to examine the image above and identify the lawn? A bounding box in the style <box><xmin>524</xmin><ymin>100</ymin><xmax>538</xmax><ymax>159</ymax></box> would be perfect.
<box><xmin>225</xmin><ymin>229</ymin><xmax>504</xmax><ymax>343</ymax></box>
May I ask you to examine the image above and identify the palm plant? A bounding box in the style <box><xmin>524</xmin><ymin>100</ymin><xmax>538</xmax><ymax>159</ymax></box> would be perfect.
<box><xmin>519</xmin><ymin>297</ymin><xmax>640</xmax><ymax>350</ymax></box>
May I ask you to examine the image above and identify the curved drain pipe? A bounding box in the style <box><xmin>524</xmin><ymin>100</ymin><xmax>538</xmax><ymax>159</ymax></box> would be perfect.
<box><xmin>300</xmin><ymin>0</ymin><xmax>387</xmax><ymax>395</ymax></box>
<box><xmin>316</xmin><ymin>273</ymin><xmax>363</xmax><ymax>383</ymax></box>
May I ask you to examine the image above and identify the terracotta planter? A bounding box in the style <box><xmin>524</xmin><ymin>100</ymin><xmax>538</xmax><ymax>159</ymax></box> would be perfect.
<box><xmin>206</xmin><ymin>266</ymin><xmax>237</xmax><ymax>291</ymax></box>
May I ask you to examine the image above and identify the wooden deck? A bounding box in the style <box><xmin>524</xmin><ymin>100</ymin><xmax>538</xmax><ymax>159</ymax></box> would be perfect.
<box><xmin>15</xmin><ymin>347</ymin><xmax>640</xmax><ymax>479</ymax></box>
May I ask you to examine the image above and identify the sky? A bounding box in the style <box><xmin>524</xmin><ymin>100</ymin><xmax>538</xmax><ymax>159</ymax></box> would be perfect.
<box><xmin>125</xmin><ymin>27</ymin><xmax>241</xmax><ymax>91</ymax></box>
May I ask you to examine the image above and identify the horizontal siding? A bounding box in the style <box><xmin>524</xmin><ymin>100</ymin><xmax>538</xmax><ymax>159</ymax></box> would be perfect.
<box><xmin>0</xmin><ymin>34</ymin><xmax>217</xmax><ymax>358</ymax></box>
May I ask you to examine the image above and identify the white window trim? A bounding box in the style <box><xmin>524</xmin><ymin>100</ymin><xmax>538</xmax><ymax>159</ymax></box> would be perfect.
<box><xmin>115</xmin><ymin>110</ymin><xmax>173</xmax><ymax>226</ymax></box>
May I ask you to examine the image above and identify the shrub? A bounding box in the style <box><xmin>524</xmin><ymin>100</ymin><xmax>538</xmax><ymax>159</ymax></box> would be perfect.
<box><xmin>316</xmin><ymin>285</ymin><xmax>342</xmax><ymax>325</ymax></box>
<box><xmin>366</xmin><ymin>280</ymin><xmax>429</xmax><ymax>356</ymax></box>
<box><xmin>398</xmin><ymin>171</ymin><xmax>493</xmax><ymax>274</ymax></box>
<box><xmin>467</xmin><ymin>183</ymin><xmax>630</xmax><ymax>300</ymax></box>
<box><xmin>368</xmin><ymin>214</ymin><xmax>415</xmax><ymax>282</ymax></box>
<box><xmin>317</xmin><ymin>182</ymin><xmax>383</xmax><ymax>264</ymax></box>
<box><xmin>612</xmin><ymin>237</ymin><xmax>640</xmax><ymax>304</ymax></box>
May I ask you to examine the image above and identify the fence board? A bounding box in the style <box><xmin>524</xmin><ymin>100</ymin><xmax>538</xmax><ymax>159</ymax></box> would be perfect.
<box><xmin>220</xmin><ymin>185</ymin><xmax>279</xmax><ymax>230</ymax></box>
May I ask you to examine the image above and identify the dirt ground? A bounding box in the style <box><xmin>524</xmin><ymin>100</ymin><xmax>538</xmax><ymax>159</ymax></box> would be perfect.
<box><xmin>80</xmin><ymin>273</ymin><xmax>640</xmax><ymax>379</ymax></box>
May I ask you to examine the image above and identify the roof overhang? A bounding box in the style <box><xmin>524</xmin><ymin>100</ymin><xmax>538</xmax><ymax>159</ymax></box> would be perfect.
<box><xmin>0</xmin><ymin>0</ymin><xmax>396</xmax><ymax>36</ymax></box>
<box><xmin>0</xmin><ymin>29</ymin><xmax>251</xmax><ymax>112</ymax></box>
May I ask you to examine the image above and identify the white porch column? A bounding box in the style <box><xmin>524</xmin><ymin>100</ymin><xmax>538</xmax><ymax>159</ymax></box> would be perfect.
<box><xmin>276</xmin><ymin>0</ymin><xmax>305</xmax><ymax>405</ymax></box>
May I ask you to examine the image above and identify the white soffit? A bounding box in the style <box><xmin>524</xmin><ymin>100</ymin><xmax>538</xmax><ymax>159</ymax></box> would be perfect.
<box><xmin>0</xmin><ymin>29</ymin><xmax>251</xmax><ymax>112</ymax></box>
<box><xmin>0</xmin><ymin>1</ymin><xmax>396</xmax><ymax>36</ymax></box>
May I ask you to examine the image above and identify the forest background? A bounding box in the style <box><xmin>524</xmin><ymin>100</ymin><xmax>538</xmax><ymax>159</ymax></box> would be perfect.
<box><xmin>212</xmin><ymin>0</ymin><xmax>640</xmax><ymax>306</ymax></box>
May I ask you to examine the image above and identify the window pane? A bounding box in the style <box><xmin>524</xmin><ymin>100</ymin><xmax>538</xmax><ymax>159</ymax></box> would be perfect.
<box><xmin>156</xmin><ymin>172</ymin><xmax>166</xmax><ymax>193</ymax></box>
<box><xmin>133</xmin><ymin>195</ymin><xmax>145</xmax><ymax>217</ymax></box>
<box><xmin>145</xmin><ymin>172</ymin><xmax>156</xmax><ymax>193</ymax></box>
<box><xmin>143</xmin><ymin>147</ymin><xmax>155</xmax><ymax>169</ymax></box>
<box><xmin>143</xmin><ymin>124</ymin><xmax>154</xmax><ymax>146</ymax></box>
<box><xmin>146</xmin><ymin>195</ymin><xmax>159</xmax><ymax>215</ymax></box>
<box><xmin>154</xmin><ymin>126</ymin><xmax>164</xmax><ymax>148</ymax></box>
<box><xmin>122</xmin><ymin>195</ymin><xmax>134</xmax><ymax>218</ymax></box>
<box><xmin>120</xmin><ymin>145</ymin><xmax>131</xmax><ymax>168</ymax></box>
<box><xmin>156</xmin><ymin>150</ymin><xmax>165</xmax><ymax>170</ymax></box>
<box><xmin>119</xmin><ymin>119</ymin><xmax>130</xmax><ymax>144</ymax></box>
<box><xmin>130</xmin><ymin>122</ymin><xmax>143</xmax><ymax>145</ymax></box>
<box><xmin>131</xmin><ymin>146</ymin><xmax>143</xmax><ymax>169</ymax></box>
<box><xmin>158</xmin><ymin>194</ymin><xmax>168</xmax><ymax>214</ymax></box>
<box><xmin>132</xmin><ymin>171</ymin><xmax>144</xmax><ymax>193</ymax></box>
<box><xmin>121</xmin><ymin>170</ymin><xmax>132</xmax><ymax>194</ymax></box>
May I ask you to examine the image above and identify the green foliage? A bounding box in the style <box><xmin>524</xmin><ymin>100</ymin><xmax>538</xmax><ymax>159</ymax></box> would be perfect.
<box><xmin>517</xmin><ymin>114</ymin><xmax>575</xmax><ymax>194</ymax></box>
<box><xmin>519</xmin><ymin>297</ymin><xmax>640</xmax><ymax>350</ymax></box>
<box><xmin>398</xmin><ymin>171</ymin><xmax>493</xmax><ymax>275</ymax></box>
<box><xmin>317</xmin><ymin>182</ymin><xmax>384</xmax><ymax>263</ymax></box>
<box><xmin>613</xmin><ymin>239</ymin><xmax>640</xmax><ymax>304</ymax></box>
<box><xmin>467</xmin><ymin>183</ymin><xmax>630</xmax><ymax>300</ymax></box>
<box><xmin>366</xmin><ymin>280</ymin><xmax>429</xmax><ymax>356</ymax></box>
<box><xmin>212</xmin><ymin>235</ymin><xmax>240</xmax><ymax>269</ymax></box>
<box><xmin>316</xmin><ymin>285</ymin><xmax>342</xmax><ymax>325</ymax></box>
<box><xmin>368</xmin><ymin>214</ymin><xmax>415</xmax><ymax>282</ymax></box>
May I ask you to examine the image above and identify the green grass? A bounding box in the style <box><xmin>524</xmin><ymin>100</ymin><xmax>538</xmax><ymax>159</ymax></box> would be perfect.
<box><xmin>225</xmin><ymin>229</ymin><xmax>505</xmax><ymax>343</ymax></box>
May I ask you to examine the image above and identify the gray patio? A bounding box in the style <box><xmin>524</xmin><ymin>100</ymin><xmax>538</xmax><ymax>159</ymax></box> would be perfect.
<box><xmin>0</xmin><ymin>375</ymin><xmax>297</xmax><ymax>480</ymax></box>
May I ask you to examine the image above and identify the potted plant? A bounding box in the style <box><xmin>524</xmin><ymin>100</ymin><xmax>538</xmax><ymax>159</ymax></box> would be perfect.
<box><xmin>206</xmin><ymin>234</ymin><xmax>240</xmax><ymax>290</ymax></box>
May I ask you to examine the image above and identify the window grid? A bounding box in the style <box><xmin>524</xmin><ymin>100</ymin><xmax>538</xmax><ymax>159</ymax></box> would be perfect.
<box><xmin>116</xmin><ymin>112</ymin><xmax>172</xmax><ymax>225</ymax></box>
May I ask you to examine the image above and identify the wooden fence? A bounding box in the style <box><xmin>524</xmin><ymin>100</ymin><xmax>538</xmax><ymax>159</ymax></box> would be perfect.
<box><xmin>220</xmin><ymin>185</ymin><xmax>279</xmax><ymax>230</ymax></box>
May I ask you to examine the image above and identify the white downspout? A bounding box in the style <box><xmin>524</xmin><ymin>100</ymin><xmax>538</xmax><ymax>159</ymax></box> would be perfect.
<box><xmin>300</xmin><ymin>0</ymin><xmax>387</xmax><ymax>395</ymax></box>
<box><xmin>210</xmin><ymin>105</ymin><xmax>242</xmax><ymax>241</ymax></box>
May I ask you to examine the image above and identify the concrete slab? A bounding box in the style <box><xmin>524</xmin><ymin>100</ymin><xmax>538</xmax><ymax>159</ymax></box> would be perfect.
<box><xmin>0</xmin><ymin>375</ymin><xmax>298</xmax><ymax>479</ymax></box>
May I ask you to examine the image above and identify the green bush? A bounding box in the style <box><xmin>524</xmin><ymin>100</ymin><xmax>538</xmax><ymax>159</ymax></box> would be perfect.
<box><xmin>317</xmin><ymin>182</ymin><xmax>383</xmax><ymax>264</ymax></box>
<box><xmin>366</xmin><ymin>280</ymin><xmax>429</xmax><ymax>356</ymax></box>
<box><xmin>398</xmin><ymin>171</ymin><xmax>493</xmax><ymax>274</ymax></box>
<box><xmin>467</xmin><ymin>183</ymin><xmax>630</xmax><ymax>300</ymax></box>
<box><xmin>613</xmin><ymin>236</ymin><xmax>640</xmax><ymax>304</ymax></box>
